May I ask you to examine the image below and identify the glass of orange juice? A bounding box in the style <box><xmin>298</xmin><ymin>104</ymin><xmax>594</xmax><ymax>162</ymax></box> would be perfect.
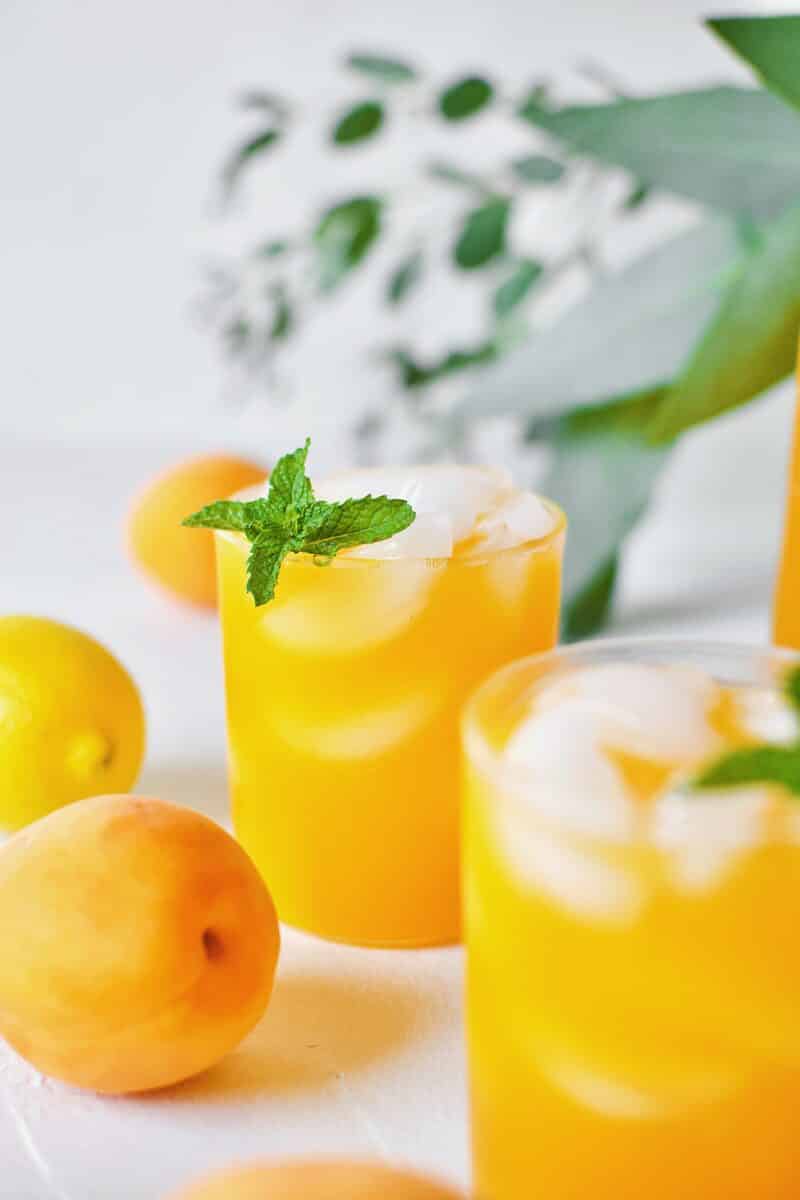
<box><xmin>774</xmin><ymin>334</ymin><xmax>800</xmax><ymax>648</ymax></box>
<box><xmin>216</xmin><ymin>465</ymin><xmax>565</xmax><ymax>947</ymax></box>
<box><xmin>463</xmin><ymin>639</ymin><xmax>800</xmax><ymax>1199</ymax></box>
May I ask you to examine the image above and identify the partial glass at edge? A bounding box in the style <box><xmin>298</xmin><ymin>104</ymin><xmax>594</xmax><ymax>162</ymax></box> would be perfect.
<box><xmin>215</xmin><ymin>498</ymin><xmax>565</xmax><ymax>948</ymax></box>
<box><xmin>462</xmin><ymin>639</ymin><xmax>800</xmax><ymax>1200</ymax></box>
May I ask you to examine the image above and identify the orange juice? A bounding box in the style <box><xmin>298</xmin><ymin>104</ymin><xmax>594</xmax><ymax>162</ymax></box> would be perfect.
<box><xmin>774</xmin><ymin>339</ymin><xmax>800</xmax><ymax>648</ymax></box>
<box><xmin>463</xmin><ymin>641</ymin><xmax>800</xmax><ymax>1198</ymax></box>
<box><xmin>217</xmin><ymin>467</ymin><xmax>565</xmax><ymax>946</ymax></box>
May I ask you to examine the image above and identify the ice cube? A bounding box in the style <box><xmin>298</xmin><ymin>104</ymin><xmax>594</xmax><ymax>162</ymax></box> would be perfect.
<box><xmin>314</xmin><ymin>464</ymin><xmax>510</xmax><ymax>558</ymax></box>
<box><xmin>733</xmin><ymin>685</ymin><xmax>799</xmax><ymax>745</ymax></box>
<box><xmin>269</xmin><ymin>686</ymin><xmax>443</xmax><ymax>759</ymax></box>
<box><xmin>469</xmin><ymin>490</ymin><xmax>556</xmax><ymax>554</ymax></box>
<box><xmin>262</xmin><ymin>556</ymin><xmax>439</xmax><ymax>654</ymax></box>
<box><xmin>537</xmin><ymin>663</ymin><xmax>722</xmax><ymax>763</ymax></box>
<box><xmin>495</xmin><ymin>819</ymin><xmax>644</xmax><ymax>924</ymax></box>
<box><xmin>651</xmin><ymin>784</ymin><xmax>768</xmax><ymax>893</ymax></box>
<box><xmin>504</xmin><ymin>705</ymin><xmax>637</xmax><ymax>840</ymax></box>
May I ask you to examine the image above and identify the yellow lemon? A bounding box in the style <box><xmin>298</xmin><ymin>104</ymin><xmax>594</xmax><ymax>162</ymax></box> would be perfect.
<box><xmin>0</xmin><ymin>616</ymin><xmax>145</xmax><ymax>830</ymax></box>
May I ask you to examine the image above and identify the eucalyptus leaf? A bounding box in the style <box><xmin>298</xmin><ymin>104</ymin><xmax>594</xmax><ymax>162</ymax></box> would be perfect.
<box><xmin>387</xmin><ymin>250</ymin><xmax>424</xmax><ymax>304</ymax></box>
<box><xmin>522</xmin><ymin>86</ymin><xmax>800</xmax><ymax>221</ymax></box>
<box><xmin>511</xmin><ymin>154</ymin><xmax>565</xmax><ymax>184</ymax></box>
<box><xmin>346</xmin><ymin>53</ymin><xmax>417</xmax><ymax>83</ymax></box>
<box><xmin>222</xmin><ymin>129</ymin><xmax>281</xmax><ymax>198</ymax></box>
<box><xmin>239</xmin><ymin>90</ymin><xmax>289</xmax><ymax>121</ymax></box>
<box><xmin>563</xmin><ymin>554</ymin><xmax>619</xmax><ymax>641</ymax></box>
<box><xmin>454</xmin><ymin>197</ymin><xmax>510</xmax><ymax>269</ymax></box>
<box><xmin>709</xmin><ymin>15</ymin><xmax>800</xmax><ymax>113</ymax></box>
<box><xmin>649</xmin><ymin>202</ymin><xmax>800</xmax><ymax>442</ymax></box>
<box><xmin>541</xmin><ymin>423</ymin><xmax>670</xmax><ymax>640</ymax></box>
<box><xmin>439</xmin><ymin>76</ymin><xmax>494</xmax><ymax>120</ymax></box>
<box><xmin>388</xmin><ymin>341</ymin><xmax>498</xmax><ymax>390</ymax></box>
<box><xmin>332</xmin><ymin>100</ymin><xmax>384</xmax><ymax>144</ymax></box>
<box><xmin>463</xmin><ymin>217</ymin><xmax>741</xmax><ymax>422</ymax></box>
<box><xmin>493</xmin><ymin>258</ymin><xmax>543</xmax><ymax>317</ymax></box>
<box><xmin>314</xmin><ymin>196</ymin><xmax>382</xmax><ymax>292</ymax></box>
<box><xmin>268</xmin><ymin>284</ymin><xmax>292</xmax><ymax>341</ymax></box>
<box><xmin>427</xmin><ymin>160</ymin><xmax>486</xmax><ymax>190</ymax></box>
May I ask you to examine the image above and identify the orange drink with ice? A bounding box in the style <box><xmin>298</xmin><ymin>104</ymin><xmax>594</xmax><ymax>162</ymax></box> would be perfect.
<box><xmin>216</xmin><ymin>465</ymin><xmax>564</xmax><ymax>946</ymax></box>
<box><xmin>774</xmin><ymin>337</ymin><xmax>800</xmax><ymax>648</ymax></box>
<box><xmin>463</xmin><ymin>641</ymin><xmax>800</xmax><ymax>1199</ymax></box>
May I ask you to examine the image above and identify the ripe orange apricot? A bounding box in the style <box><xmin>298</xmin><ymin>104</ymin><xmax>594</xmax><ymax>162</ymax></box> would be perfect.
<box><xmin>128</xmin><ymin>453</ymin><xmax>267</xmax><ymax>608</ymax></box>
<box><xmin>168</xmin><ymin>1160</ymin><xmax>464</xmax><ymax>1199</ymax></box>
<box><xmin>0</xmin><ymin>794</ymin><xmax>279</xmax><ymax>1094</ymax></box>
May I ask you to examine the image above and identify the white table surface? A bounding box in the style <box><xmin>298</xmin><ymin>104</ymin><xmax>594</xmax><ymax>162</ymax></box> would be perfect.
<box><xmin>0</xmin><ymin>385</ymin><xmax>795</xmax><ymax>1197</ymax></box>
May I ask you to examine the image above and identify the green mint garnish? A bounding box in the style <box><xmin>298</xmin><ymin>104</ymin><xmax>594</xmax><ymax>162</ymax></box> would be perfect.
<box><xmin>182</xmin><ymin>438</ymin><xmax>416</xmax><ymax>605</ymax></box>
<box><xmin>692</xmin><ymin>663</ymin><xmax>800</xmax><ymax>798</ymax></box>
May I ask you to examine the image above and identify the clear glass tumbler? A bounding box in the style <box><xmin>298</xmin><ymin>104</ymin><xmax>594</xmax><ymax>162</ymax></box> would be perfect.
<box><xmin>215</xmin><ymin>495</ymin><xmax>565</xmax><ymax>947</ymax></box>
<box><xmin>463</xmin><ymin>639</ymin><xmax>800</xmax><ymax>1199</ymax></box>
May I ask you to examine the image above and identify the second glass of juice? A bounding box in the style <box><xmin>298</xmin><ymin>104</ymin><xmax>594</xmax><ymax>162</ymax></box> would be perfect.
<box><xmin>216</xmin><ymin>465</ymin><xmax>565</xmax><ymax>947</ymax></box>
<box><xmin>463</xmin><ymin>639</ymin><xmax>800</xmax><ymax>1199</ymax></box>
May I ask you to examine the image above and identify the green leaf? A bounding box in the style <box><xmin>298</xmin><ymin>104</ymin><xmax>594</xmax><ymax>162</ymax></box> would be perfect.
<box><xmin>784</xmin><ymin>664</ymin><xmax>800</xmax><ymax>716</ymax></box>
<box><xmin>239</xmin><ymin>91</ymin><xmax>289</xmax><ymax>121</ymax></box>
<box><xmin>439</xmin><ymin>76</ymin><xmax>494</xmax><ymax>121</ymax></box>
<box><xmin>246</xmin><ymin>524</ymin><xmax>292</xmax><ymax>606</ymax></box>
<box><xmin>493</xmin><ymin>258</ymin><xmax>543</xmax><ymax>317</ymax></box>
<box><xmin>693</xmin><ymin>744</ymin><xmax>800</xmax><ymax>798</ymax></box>
<box><xmin>709</xmin><ymin>16</ymin><xmax>800</xmax><ymax>113</ymax></box>
<box><xmin>268</xmin><ymin>284</ymin><xmax>292</xmax><ymax>341</ymax></box>
<box><xmin>222</xmin><ymin>129</ymin><xmax>281</xmax><ymax>198</ymax></box>
<box><xmin>522</xmin><ymin>86</ymin><xmax>800</xmax><ymax>221</ymax></box>
<box><xmin>511</xmin><ymin>154</ymin><xmax>565</xmax><ymax>184</ymax></box>
<box><xmin>563</xmin><ymin>553</ymin><xmax>619</xmax><ymax>642</ymax></box>
<box><xmin>332</xmin><ymin>100</ymin><xmax>385</xmax><ymax>144</ymax></box>
<box><xmin>517</xmin><ymin>82</ymin><xmax>551</xmax><ymax>122</ymax></box>
<box><xmin>300</xmin><ymin>496</ymin><xmax>416</xmax><ymax>557</ymax></box>
<box><xmin>454</xmin><ymin>198</ymin><xmax>510</xmax><ymax>269</ymax></box>
<box><xmin>463</xmin><ymin>217</ymin><xmax>741</xmax><ymax>422</ymax></box>
<box><xmin>264</xmin><ymin>438</ymin><xmax>313</xmax><ymax>523</ymax></box>
<box><xmin>648</xmin><ymin>202</ymin><xmax>800</xmax><ymax>442</ymax></box>
<box><xmin>542</xmin><ymin>424</ymin><xmax>670</xmax><ymax>640</ymax></box>
<box><xmin>182</xmin><ymin>500</ymin><xmax>251</xmax><ymax>532</ymax></box>
<box><xmin>427</xmin><ymin>160</ymin><xmax>486</xmax><ymax>190</ymax></box>
<box><xmin>388</xmin><ymin>341</ymin><xmax>499</xmax><ymax>390</ymax></box>
<box><xmin>387</xmin><ymin>251</ymin><xmax>423</xmax><ymax>304</ymax></box>
<box><xmin>314</xmin><ymin>196</ymin><xmax>382</xmax><ymax>292</ymax></box>
<box><xmin>346</xmin><ymin>53</ymin><xmax>417</xmax><ymax>84</ymax></box>
<box><xmin>624</xmin><ymin>181</ymin><xmax>650</xmax><ymax>211</ymax></box>
<box><xmin>257</xmin><ymin>239</ymin><xmax>290</xmax><ymax>258</ymax></box>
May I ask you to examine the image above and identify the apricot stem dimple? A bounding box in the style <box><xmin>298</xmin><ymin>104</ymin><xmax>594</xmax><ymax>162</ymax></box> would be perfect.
<box><xmin>202</xmin><ymin>928</ymin><xmax>224</xmax><ymax>962</ymax></box>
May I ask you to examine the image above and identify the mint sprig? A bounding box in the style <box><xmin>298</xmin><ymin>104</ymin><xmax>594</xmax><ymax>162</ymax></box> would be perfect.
<box><xmin>183</xmin><ymin>439</ymin><xmax>416</xmax><ymax>605</ymax></box>
<box><xmin>692</xmin><ymin>663</ymin><xmax>800</xmax><ymax>798</ymax></box>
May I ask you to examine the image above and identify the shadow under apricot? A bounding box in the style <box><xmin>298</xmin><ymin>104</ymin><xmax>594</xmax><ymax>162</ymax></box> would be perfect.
<box><xmin>160</xmin><ymin>969</ymin><xmax>438</xmax><ymax>1105</ymax></box>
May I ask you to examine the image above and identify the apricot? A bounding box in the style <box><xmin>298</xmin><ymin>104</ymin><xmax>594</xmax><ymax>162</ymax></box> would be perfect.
<box><xmin>168</xmin><ymin>1160</ymin><xmax>464</xmax><ymax>1199</ymax></box>
<box><xmin>0</xmin><ymin>794</ymin><xmax>279</xmax><ymax>1094</ymax></box>
<box><xmin>128</xmin><ymin>453</ymin><xmax>266</xmax><ymax>608</ymax></box>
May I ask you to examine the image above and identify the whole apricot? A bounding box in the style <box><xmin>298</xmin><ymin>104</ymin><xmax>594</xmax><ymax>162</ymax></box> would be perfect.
<box><xmin>0</xmin><ymin>794</ymin><xmax>279</xmax><ymax>1094</ymax></box>
<box><xmin>128</xmin><ymin>453</ymin><xmax>266</xmax><ymax>608</ymax></box>
<box><xmin>168</xmin><ymin>1160</ymin><xmax>464</xmax><ymax>1199</ymax></box>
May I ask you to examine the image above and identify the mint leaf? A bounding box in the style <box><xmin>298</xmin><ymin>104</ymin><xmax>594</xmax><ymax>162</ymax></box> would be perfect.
<box><xmin>694</xmin><ymin>745</ymin><xmax>800</xmax><ymax>799</ymax></box>
<box><xmin>182</xmin><ymin>500</ymin><xmax>251</xmax><ymax>532</ymax></box>
<box><xmin>246</xmin><ymin>524</ymin><xmax>292</xmax><ymax>605</ymax></box>
<box><xmin>264</xmin><ymin>437</ymin><xmax>313</xmax><ymax>526</ymax></box>
<box><xmin>784</xmin><ymin>666</ymin><xmax>800</xmax><ymax>716</ymax></box>
<box><xmin>183</xmin><ymin>438</ymin><xmax>417</xmax><ymax>606</ymax></box>
<box><xmin>300</xmin><ymin>495</ymin><xmax>415</xmax><ymax>558</ymax></box>
<box><xmin>691</xmin><ymin>665</ymin><xmax>800</xmax><ymax>799</ymax></box>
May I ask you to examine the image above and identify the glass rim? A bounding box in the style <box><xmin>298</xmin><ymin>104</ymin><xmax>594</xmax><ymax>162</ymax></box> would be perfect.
<box><xmin>462</xmin><ymin>636</ymin><xmax>800</xmax><ymax>833</ymax></box>
<box><xmin>215</xmin><ymin>494</ymin><xmax>567</xmax><ymax>566</ymax></box>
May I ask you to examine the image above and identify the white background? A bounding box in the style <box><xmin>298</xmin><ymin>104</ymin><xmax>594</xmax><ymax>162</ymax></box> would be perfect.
<box><xmin>0</xmin><ymin>2</ymin><xmax>797</xmax><ymax>1197</ymax></box>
